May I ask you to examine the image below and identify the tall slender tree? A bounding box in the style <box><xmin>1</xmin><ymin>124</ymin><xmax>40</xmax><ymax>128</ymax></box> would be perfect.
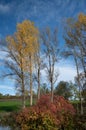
<box><xmin>41</xmin><ymin>27</ymin><xmax>59</xmax><ymax>103</ymax></box>
<box><xmin>5</xmin><ymin>20</ymin><xmax>39</xmax><ymax>107</ymax></box>
<box><xmin>63</xmin><ymin>13</ymin><xmax>86</xmax><ymax>114</ymax></box>
<box><xmin>35</xmin><ymin>48</ymin><xmax>41</xmax><ymax>100</ymax></box>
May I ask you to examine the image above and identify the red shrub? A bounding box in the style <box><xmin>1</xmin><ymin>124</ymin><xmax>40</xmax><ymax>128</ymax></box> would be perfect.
<box><xmin>16</xmin><ymin>95</ymin><xmax>75</xmax><ymax>129</ymax></box>
<box><xmin>35</xmin><ymin>95</ymin><xmax>75</xmax><ymax>126</ymax></box>
<box><xmin>36</xmin><ymin>95</ymin><xmax>75</xmax><ymax>114</ymax></box>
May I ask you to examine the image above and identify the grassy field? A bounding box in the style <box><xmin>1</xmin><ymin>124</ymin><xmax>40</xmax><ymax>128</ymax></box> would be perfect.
<box><xmin>0</xmin><ymin>98</ymin><xmax>85</xmax><ymax>114</ymax></box>
<box><xmin>0</xmin><ymin>99</ymin><xmax>30</xmax><ymax>112</ymax></box>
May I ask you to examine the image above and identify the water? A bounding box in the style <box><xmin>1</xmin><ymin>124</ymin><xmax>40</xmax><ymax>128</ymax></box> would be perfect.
<box><xmin>0</xmin><ymin>126</ymin><xmax>11</xmax><ymax>130</ymax></box>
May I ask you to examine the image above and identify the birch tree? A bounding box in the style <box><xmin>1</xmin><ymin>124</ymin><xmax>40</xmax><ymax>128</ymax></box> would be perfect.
<box><xmin>6</xmin><ymin>20</ymin><xmax>39</xmax><ymax>107</ymax></box>
<box><xmin>63</xmin><ymin>13</ymin><xmax>86</xmax><ymax>114</ymax></box>
<box><xmin>41</xmin><ymin>27</ymin><xmax>59</xmax><ymax>103</ymax></box>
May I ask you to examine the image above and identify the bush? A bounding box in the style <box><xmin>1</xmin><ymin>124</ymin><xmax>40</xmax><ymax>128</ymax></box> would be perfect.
<box><xmin>36</xmin><ymin>95</ymin><xmax>75</xmax><ymax>129</ymax></box>
<box><xmin>16</xmin><ymin>108</ymin><xmax>57</xmax><ymax>130</ymax></box>
<box><xmin>15</xmin><ymin>95</ymin><xmax>75</xmax><ymax>130</ymax></box>
<box><xmin>73</xmin><ymin>115</ymin><xmax>86</xmax><ymax>130</ymax></box>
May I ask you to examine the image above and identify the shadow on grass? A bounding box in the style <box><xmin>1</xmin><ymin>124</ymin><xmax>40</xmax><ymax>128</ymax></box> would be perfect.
<box><xmin>0</xmin><ymin>105</ymin><xmax>21</xmax><ymax>112</ymax></box>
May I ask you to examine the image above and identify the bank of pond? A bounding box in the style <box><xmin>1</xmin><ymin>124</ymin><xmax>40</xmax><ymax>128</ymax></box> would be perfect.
<box><xmin>0</xmin><ymin>95</ymin><xmax>86</xmax><ymax>130</ymax></box>
<box><xmin>0</xmin><ymin>113</ymin><xmax>86</xmax><ymax>130</ymax></box>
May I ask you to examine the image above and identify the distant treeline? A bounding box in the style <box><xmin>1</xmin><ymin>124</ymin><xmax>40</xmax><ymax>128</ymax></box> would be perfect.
<box><xmin>0</xmin><ymin>93</ymin><xmax>37</xmax><ymax>100</ymax></box>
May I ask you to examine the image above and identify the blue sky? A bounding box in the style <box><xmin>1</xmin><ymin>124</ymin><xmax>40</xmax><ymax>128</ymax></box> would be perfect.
<box><xmin>0</xmin><ymin>0</ymin><xmax>86</xmax><ymax>95</ymax></box>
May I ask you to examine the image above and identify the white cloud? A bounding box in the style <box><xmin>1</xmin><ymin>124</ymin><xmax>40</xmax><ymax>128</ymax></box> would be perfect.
<box><xmin>0</xmin><ymin>84</ymin><xmax>16</xmax><ymax>95</ymax></box>
<box><xmin>0</xmin><ymin>4</ymin><xmax>10</xmax><ymax>14</ymax></box>
<box><xmin>58</xmin><ymin>66</ymin><xmax>76</xmax><ymax>82</ymax></box>
<box><xmin>0</xmin><ymin>85</ymin><xmax>13</xmax><ymax>90</ymax></box>
<box><xmin>0</xmin><ymin>50</ymin><xmax>7</xmax><ymax>61</ymax></box>
<box><xmin>41</xmin><ymin>64</ymin><xmax>77</xmax><ymax>85</ymax></box>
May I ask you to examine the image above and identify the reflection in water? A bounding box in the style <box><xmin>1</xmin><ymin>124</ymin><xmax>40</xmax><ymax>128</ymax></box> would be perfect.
<box><xmin>0</xmin><ymin>126</ymin><xmax>11</xmax><ymax>130</ymax></box>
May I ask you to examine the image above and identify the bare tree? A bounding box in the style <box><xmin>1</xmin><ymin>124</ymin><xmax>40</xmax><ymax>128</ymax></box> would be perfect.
<box><xmin>35</xmin><ymin>51</ymin><xmax>41</xmax><ymax>100</ymax></box>
<box><xmin>41</xmin><ymin>27</ymin><xmax>59</xmax><ymax>103</ymax></box>
<box><xmin>0</xmin><ymin>42</ymin><xmax>27</xmax><ymax>108</ymax></box>
<box><xmin>34</xmin><ymin>45</ymin><xmax>45</xmax><ymax>100</ymax></box>
<box><xmin>63</xmin><ymin>15</ymin><xmax>86</xmax><ymax>114</ymax></box>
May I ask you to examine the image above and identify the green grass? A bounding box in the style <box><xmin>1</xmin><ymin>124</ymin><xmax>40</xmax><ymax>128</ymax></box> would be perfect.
<box><xmin>70</xmin><ymin>100</ymin><xmax>80</xmax><ymax>104</ymax></box>
<box><xmin>0</xmin><ymin>99</ymin><xmax>31</xmax><ymax>112</ymax></box>
<box><xmin>0</xmin><ymin>100</ymin><xmax>21</xmax><ymax>112</ymax></box>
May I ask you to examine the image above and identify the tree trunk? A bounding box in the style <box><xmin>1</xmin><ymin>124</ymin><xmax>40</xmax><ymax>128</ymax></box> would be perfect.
<box><xmin>79</xmin><ymin>90</ymin><xmax>83</xmax><ymax>115</ymax></box>
<box><xmin>76</xmin><ymin>103</ymin><xmax>79</xmax><ymax>114</ymax></box>
<box><xmin>29</xmin><ymin>55</ymin><xmax>33</xmax><ymax>106</ymax></box>
<box><xmin>37</xmin><ymin>66</ymin><xmax>40</xmax><ymax>100</ymax></box>
<box><xmin>21</xmin><ymin>56</ymin><xmax>25</xmax><ymax>109</ymax></box>
<box><xmin>74</xmin><ymin>56</ymin><xmax>83</xmax><ymax>115</ymax></box>
<box><xmin>51</xmin><ymin>80</ymin><xmax>54</xmax><ymax>103</ymax></box>
<box><xmin>22</xmin><ymin>84</ymin><xmax>25</xmax><ymax>109</ymax></box>
<box><xmin>21</xmin><ymin>73</ymin><xmax>25</xmax><ymax>108</ymax></box>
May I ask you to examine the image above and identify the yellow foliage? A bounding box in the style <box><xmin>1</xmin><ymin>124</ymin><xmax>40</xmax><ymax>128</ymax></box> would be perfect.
<box><xmin>6</xmin><ymin>20</ymin><xmax>39</xmax><ymax>72</ymax></box>
<box><xmin>78</xmin><ymin>13</ymin><xmax>86</xmax><ymax>25</ymax></box>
